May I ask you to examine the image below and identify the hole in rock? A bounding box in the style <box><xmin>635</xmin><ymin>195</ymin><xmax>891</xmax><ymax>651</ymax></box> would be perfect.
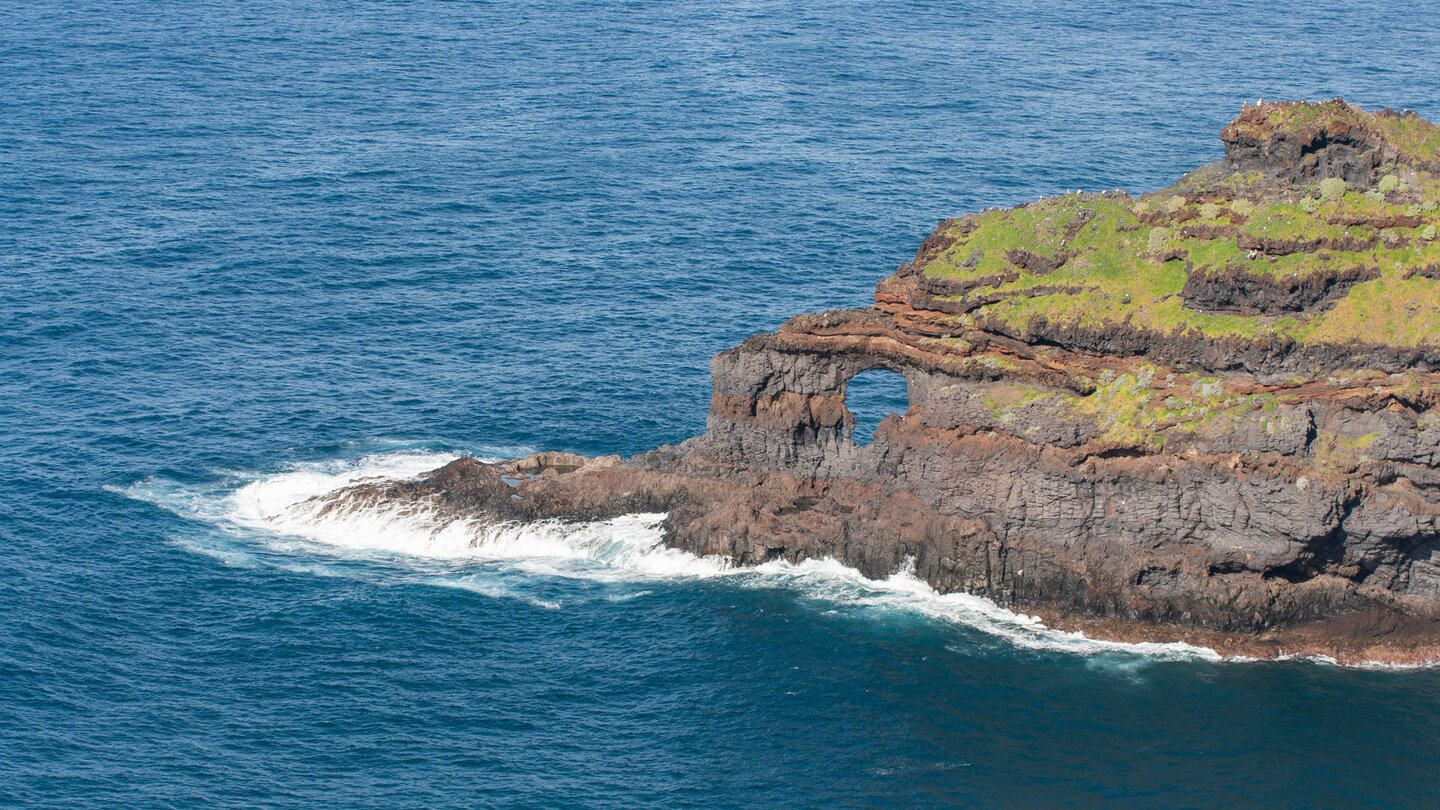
<box><xmin>844</xmin><ymin>369</ymin><xmax>909</xmax><ymax>446</ymax></box>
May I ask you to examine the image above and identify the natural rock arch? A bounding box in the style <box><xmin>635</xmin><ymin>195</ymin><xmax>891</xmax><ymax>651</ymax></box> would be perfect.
<box><xmin>842</xmin><ymin>368</ymin><xmax>910</xmax><ymax>446</ymax></box>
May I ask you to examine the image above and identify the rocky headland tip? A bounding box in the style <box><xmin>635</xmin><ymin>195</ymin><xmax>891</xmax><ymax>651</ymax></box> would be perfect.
<box><xmin>320</xmin><ymin>100</ymin><xmax>1440</xmax><ymax>665</ymax></box>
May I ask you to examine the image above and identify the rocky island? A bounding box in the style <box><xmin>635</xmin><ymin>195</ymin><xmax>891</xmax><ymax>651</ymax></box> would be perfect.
<box><xmin>325</xmin><ymin>100</ymin><xmax>1440</xmax><ymax>664</ymax></box>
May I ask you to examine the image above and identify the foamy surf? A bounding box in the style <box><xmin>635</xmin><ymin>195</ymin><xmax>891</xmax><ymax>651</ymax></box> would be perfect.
<box><xmin>740</xmin><ymin>557</ymin><xmax>1221</xmax><ymax>663</ymax></box>
<box><xmin>125</xmin><ymin>448</ymin><xmax>733</xmax><ymax>579</ymax></box>
<box><xmin>126</xmin><ymin>447</ymin><xmax>1230</xmax><ymax>664</ymax></box>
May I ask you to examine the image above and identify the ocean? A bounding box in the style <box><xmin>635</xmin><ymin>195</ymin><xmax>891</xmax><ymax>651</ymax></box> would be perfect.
<box><xmin>5</xmin><ymin>1</ymin><xmax>1440</xmax><ymax>805</ymax></box>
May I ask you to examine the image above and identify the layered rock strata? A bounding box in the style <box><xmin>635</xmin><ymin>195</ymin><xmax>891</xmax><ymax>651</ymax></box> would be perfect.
<box><xmin>321</xmin><ymin>100</ymin><xmax>1440</xmax><ymax>664</ymax></box>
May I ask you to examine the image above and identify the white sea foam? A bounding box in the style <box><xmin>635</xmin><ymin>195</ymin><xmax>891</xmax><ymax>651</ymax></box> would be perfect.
<box><xmin>1352</xmin><ymin>658</ymin><xmax>1440</xmax><ymax>671</ymax></box>
<box><xmin>1268</xmin><ymin>652</ymin><xmax>1440</xmax><ymax>671</ymax></box>
<box><xmin>124</xmin><ymin>447</ymin><xmax>1435</xmax><ymax>668</ymax></box>
<box><xmin>137</xmin><ymin>449</ymin><xmax>731</xmax><ymax>579</ymax></box>
<box><xmin>740</xmin><ymin>557</ymin><xmax>1221</xmax><ymax>662</ymax></box>
<box><xmin>233</xmin><ymin>460</ymin><xmax>729</xmax><ymax>576</ymax></box>
<box><xmin>122</xmin><ymin>449</ymin><xmax>1218</xmax><ymax>661</ymax></box>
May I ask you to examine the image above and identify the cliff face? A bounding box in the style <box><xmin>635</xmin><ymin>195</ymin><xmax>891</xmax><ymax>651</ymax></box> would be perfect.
<box><xmin>322</xmin><ymin>100</ymin><xmax>1440</xmax><ymax>663</ymax></box>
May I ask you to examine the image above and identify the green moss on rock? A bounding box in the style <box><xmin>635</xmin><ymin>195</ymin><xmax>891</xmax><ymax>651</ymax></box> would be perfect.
<box><xmin>899</xmin><ymin>101</ymin><xmax>1440</xmax><ymax>351</ymax></box>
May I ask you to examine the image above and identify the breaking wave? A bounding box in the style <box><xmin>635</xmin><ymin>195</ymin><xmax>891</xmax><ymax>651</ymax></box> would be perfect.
<box><xmin>125</xmin><ymin>446</ymin><xmax>1228</xmax><ymax>663</ymax></box>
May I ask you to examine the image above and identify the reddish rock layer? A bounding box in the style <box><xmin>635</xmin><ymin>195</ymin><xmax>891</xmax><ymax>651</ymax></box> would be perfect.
<box><xmin>311</xmin><ymin>103</ymin><xmax>1440</xmax><ymax>664</ymax></box>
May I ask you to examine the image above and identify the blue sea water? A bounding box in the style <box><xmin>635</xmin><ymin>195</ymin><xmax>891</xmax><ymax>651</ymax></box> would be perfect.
<box><xmin>6</xmin><ymin>0</ymin><xmax>1440</xmax><ymax>805</ymax></box>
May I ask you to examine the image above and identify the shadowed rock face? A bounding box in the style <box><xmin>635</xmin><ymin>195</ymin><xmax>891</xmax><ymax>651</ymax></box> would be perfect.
<box><xmin>317</xmin><ymin>101</ymin><xmax>1440</xmax><ymax>664</ymax></box>
<box><xmin>1222</xmin><ymin>111</ymin><xmax>1394</xmax><ymax>186</ymax></box>
<box><xmin>1179</xmin><ymin>261</ymin><xmax>1379</xmax><ymax>315</ymax></box>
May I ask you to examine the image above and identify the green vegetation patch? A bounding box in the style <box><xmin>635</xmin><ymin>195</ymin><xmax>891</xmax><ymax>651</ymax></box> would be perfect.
<box><xmin>1028</xmin><ymin>364</ymin><xmax>1281</xmax><ymax>450</ymax></box>
<box><xmin>1309</xmin><ymin>429</ymin><xmax>1383</xmax><ymax>471</ymax></box>
<box><xmin>921</xmin><ymin>193</ymin><xmax>1140</xmax><ymax>281</ymax></box>
<box><xmin>909</xmin><ymin>182</ymin><xmax>1440</xmax><ymax>347</ymax></box>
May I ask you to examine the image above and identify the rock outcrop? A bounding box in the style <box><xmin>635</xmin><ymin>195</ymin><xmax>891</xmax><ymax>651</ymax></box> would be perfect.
<box><xmin>321</xmin><ymin>100</ymin><xmax>1440</xmax><ymax>664</ymax></box>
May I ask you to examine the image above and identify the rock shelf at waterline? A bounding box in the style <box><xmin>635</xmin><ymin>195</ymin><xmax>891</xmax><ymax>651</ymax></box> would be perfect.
<box><xmin>314</xmin><ymin>101</ymin><xmax>1440</xmax><ymax>666</ymax></box>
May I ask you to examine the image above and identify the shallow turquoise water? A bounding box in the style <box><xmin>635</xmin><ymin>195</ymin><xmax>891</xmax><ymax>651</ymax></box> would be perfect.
<box><xmin>5</xmin><ymin>1</ymin><xmax>1440</xmax><ymax>806</ymax></box>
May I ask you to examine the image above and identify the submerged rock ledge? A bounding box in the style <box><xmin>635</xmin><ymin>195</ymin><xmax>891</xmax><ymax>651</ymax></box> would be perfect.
<box><xmin>326</xmin><ymin>100</ymin><xmax>1440</xmax><ymax>664</ymax></box>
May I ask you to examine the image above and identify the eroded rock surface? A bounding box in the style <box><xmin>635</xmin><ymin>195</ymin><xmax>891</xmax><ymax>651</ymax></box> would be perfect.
<box><xmin>318</xmin><ymin>101</ymin><xmax>1440</xmax><ymax>664</ymax></box>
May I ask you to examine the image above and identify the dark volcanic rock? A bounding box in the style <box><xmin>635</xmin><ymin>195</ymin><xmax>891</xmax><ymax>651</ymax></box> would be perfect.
<box><xmin>317</xmin><ymin>308</ymin><xmax>1440</xmax><ymax>663</ymax></box>
<box><xmin>313</xmin><ymin>102</ymin><xmax>1440</xmax><ymax>664</ymax></box>
<box><xmin>1180</xmin><ymin>261</ymin><xmax>1379</xmax><ymax>315</ymax></box>
<box><xmin>1222</xmin><ymin>100</ymin><xmax>1404</xmax><ymax>185</ymax></box>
